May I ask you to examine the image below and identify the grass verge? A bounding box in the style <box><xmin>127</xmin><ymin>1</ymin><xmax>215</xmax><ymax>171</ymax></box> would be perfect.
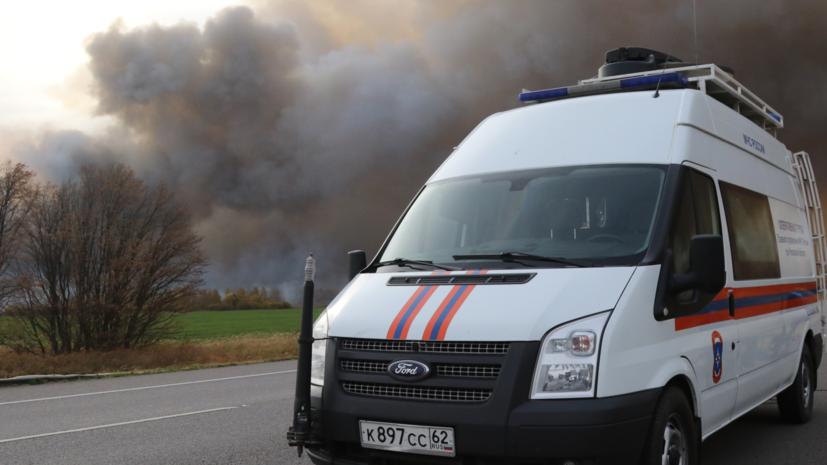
<box><xmin>173</xmin><ymin>308</ymin><xmax>325</xmax><ymax>340</ymax></box>
<box><xmin>0</xmin><ymin>333</ymin><xmax>299</xmax><ymax>380</ymax></box>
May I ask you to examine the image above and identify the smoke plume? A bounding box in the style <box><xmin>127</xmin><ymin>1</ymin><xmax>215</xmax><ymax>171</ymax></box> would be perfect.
<box><xmin>6</xmin><ymin>0</ymin><xmax>827</xmax><ymax>294</ymax></box>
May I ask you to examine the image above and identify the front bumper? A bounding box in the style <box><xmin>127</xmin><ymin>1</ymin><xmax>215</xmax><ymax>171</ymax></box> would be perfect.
<box><xmin>306</xmin><ymin>340</ymin><xmax>659</xmax><ymax>464</ymax></box>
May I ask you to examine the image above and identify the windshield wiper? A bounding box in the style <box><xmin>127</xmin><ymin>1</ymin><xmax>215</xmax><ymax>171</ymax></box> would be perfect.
<box><xmin>373</xmin><ymin>258</ymin><xmax>462</xmax><ymax>271</ymax></box>
<box><xmin>452</xmin><ymin>252</ymin><xmax>598</xmax><ymax>268</ymax></box>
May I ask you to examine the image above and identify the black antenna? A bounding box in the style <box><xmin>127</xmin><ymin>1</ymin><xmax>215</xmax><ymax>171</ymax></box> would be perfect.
<box><xmin>653</xmin><ymin>36</ymin><xmax>678</xmax><ymax>99</ymax></box>
<box><xmin>693</xmin><ymin>0</ymin><xmax>699</xmax><ymax>66</ymax></box>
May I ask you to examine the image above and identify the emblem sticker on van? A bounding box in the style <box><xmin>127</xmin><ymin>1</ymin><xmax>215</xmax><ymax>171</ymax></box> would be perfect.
<box><xmin>712</xmin><ymin>331</ymin><xmax>723</xmax><ymax>384</ymax></box>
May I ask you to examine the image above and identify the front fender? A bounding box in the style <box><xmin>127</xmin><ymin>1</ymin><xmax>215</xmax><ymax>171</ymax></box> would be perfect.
<box><xmin>647</xmin><ymin>356</ymin><xmax>701</xmax><ymax>418</ymax></box>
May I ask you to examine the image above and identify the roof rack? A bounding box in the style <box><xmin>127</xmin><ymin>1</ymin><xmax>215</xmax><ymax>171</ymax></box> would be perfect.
<box><xmin>520</xmin><ymin>64</ymin><xmax>783</xmax><ymax>138</ymax></box>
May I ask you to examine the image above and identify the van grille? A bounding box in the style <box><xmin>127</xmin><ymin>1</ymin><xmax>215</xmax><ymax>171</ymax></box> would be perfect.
<box><xmin>341</xmin><ymin>359</ymin><xmax>501</xmax><ymax>378</ymax></box>
<box><xmin>438</xmin><ymin>364</ymin><xmax>500</xmax><ymax>378</ymax></box>
<box><xmin>337</xmin><ymin>338</ymin><xmax>509</xmax><ymax>404</ymax></box>
<box><xmin>341</xmin><ymin>339</ymin><xmax>509</xmax><ymax>354</ymax></box>
<box><xmin>342</xmin><ymin>382</ymin><xmax>492</xmax><ymax>402</ymax></box>
<box><xmin>341</xmin><ymin>360</ymin><xmax>387</xmax><ymax>373</ymax></box>
<box><xmin>387</xmin><ymin>273</ymin><xmax>535</xmax><ymax>286</ymax></box>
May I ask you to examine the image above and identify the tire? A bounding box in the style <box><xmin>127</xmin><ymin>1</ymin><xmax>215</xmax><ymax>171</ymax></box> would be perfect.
<box><xmin>777</xmin><ymin>343</ymin><xmax>815</xmax><ymax>424</ymax></box>
<box><xmin>640</xmin><ymin>386</ymin><xmax>698</xmax><ymax>465</ymax></box>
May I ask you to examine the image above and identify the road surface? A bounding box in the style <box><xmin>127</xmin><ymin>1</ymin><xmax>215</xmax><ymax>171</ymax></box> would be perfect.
<box><xmin>1</xmin><ymin>360</ymin><xmax>826</xmax><ymax>464</ymax></box>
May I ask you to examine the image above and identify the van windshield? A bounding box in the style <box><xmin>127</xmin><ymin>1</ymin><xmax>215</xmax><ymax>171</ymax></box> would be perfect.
<box><xmin>378</xmin><ymin>165</ymin><xmax>667</xmax><ymax>269</ymax></box>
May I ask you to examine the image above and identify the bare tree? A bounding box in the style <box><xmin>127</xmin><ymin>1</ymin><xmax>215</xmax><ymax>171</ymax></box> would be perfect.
<box><xmin>0</xmin><ymin>162</ymin><xmax>35</xmax><ymax>301</ymax></box>
<box><xmin>4</xmin><ymin>183</ymin><xmax>76</xmax><ymax>354</ymax></box>
<box><xmin>4</xmin><ymin>164</ymin><xmax>207</xmax><ymax>354</ymax></box>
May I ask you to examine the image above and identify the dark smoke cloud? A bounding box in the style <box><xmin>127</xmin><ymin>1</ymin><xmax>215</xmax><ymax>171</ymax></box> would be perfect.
<box><xmin>6</xmin><ymin>1</ymin><xmax>827</xmax><ymax>296</ymax></box>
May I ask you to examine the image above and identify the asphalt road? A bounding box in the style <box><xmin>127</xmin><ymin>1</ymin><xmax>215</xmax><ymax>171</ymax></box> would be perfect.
<box><xmin>0</xmin><ymin>360</ymin><xmax>825</xmax><ymax>464</ymax></box>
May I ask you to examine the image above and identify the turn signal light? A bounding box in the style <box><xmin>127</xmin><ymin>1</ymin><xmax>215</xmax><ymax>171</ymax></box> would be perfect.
<box><xmin>570</xmin><ymin>332</ymin><xmax>596</xmax><ymax>356</ymax></box>
<box><xmin>551</xmin><ymin>331</ymin><xmax>596</xmax><ymax>356</ymax></box>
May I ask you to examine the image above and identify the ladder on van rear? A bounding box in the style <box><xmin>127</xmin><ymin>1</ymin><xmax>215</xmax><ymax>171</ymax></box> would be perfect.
<box><xmin>792</xmin><ymin>151</ymin><xmax>827</xmax><ymax>339</ymax></box>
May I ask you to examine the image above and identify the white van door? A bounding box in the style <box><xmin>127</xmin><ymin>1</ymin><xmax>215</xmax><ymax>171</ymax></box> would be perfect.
<box><xmin>772</xmin><ymin>197</ymin><xmax>820</xmax><ymax>385</ymax></box>
<box><xmin>718</xmin><ymin>181</ymin><xmax>792</xmax><ymax>418</ymax></box>
<box><xmin>671</xmin><ymin>163</ymin><xmax>740</xmax><ymax>437</ymax></box>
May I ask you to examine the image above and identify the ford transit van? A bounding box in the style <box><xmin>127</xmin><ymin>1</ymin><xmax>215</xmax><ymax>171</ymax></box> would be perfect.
<box><xmin>303</xmin><ymin>47</ymin><xmax>826</xmax><ymax>465</ymax></box>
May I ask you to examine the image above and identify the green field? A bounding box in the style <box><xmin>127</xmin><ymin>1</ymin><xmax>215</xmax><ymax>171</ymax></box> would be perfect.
<box><xmin>173</xmin><ymin>308</ymin><xmax>325</xmax><ymax>340</ymax></box>
<box><xmin>0</xmin><ymin>308</ymin><xmax>325</xmax><ymax>342</ymax></box>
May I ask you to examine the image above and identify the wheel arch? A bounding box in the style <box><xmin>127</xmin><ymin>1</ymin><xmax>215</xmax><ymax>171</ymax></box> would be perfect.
<box><xmin>804</xmin><ymin>329</ymin><xmax>817</xmax><ymax>390</ymax></box>
<box><xmin>664</xmin><ymin>366</ymin><xmax>703</xmax><ymax>449</ymax></box>
<box><xmin>665</xmin><ymin>373</ymin><xmax>699</xmax><ymax>419</ymax></box>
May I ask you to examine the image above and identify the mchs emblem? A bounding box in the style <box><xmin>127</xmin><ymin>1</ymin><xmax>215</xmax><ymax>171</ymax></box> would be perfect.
<box><xmin>712</xmin><ymin>331</ymin><xmax>723</xmax><ymax>384</ymax></box>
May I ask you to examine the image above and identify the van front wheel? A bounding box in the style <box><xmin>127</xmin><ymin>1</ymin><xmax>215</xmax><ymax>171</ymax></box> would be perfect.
<box><xmin>777</xmin><ymin>344</ymin><xmax>814</xmax><ymax>424</ymax></box>
<box><xmin>640</xmin><ymin>386</ymin><xmax>698</xmax><ymax>465</ymax></box>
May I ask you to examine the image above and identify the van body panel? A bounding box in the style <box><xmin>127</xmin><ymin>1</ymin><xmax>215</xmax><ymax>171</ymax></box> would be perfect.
<box><xmin>785</xmin><ymin>312</ymin><xmax>814</xmax><ymax>374</ymax></box>
<box><xmin>730</xmin><ymin>357</ymin><xmax>788</xmax><ymax>420</ymax></box>
<box><xmin>733</xmin><ymin>289</ymin><xmax>787</xmax><ymax>386</ymax></box>
<box><xmin>725</xmin><ymin>177</ymin><xmax>816</xmax><ymax>415</ymax></box>
<box><xmin>707</xmin><ymin>133</ymin><xmax>798</xmax><ymax>207</ymax></box>
<box><xmin>598</xmin><ymin>265</ymin><xmax>663</xmax><ymax>398</ymax></box>
<box><xmin>428</xmin><ymin>92</ymin><xmax>682</xmax><ymax>183</ymax></box>
<box><xmin>326</xmin><ymin>268</ymin><xmax>634</xmax><ymax>342</ymax></box>
<box><xmin>675</xmin><ymin>90</ymin><xmax>717</xmax><ymax>137</ymax></box>
<box><xmin>679</xmin><ymin>139</ymin><xmax>817</xmax><ymax>423</ymax></box>
<box><xmin>431</xmin><ymin>90</ymin><xmax>787</xmax><ymax>186</ymax></box>
<box><xmin>672</xmin><ymin>162</ymin><xmax>742</xmax><ymax>435</ymax></box>
<box><xmin>598</xmin><ymin>262</ymin><xmax>737</xmax><ymax>436</ymax></box>
<box><xmin>705</xmin><ymin>96</ymin><xmax>790</xmax><ymax>174</ymax></box>
<box><xmin>601</xmin><ymin>261</ymin><xmax>740</xmax><ymax>436</ymax></box>
<box><xmin>699</xmin><ymin>378</ymin><xmax>738</xmax><ymax>438</ymax></box>
<box><xmin>595</xmin><ymin>266</ymin><xmax>726</xmax><ymax>398</ymax></box>
<box><xmin>777</xmin><ymin>349</ymin><xmax>805</xmax><ymax>391</ymax></box>
<box><xmin>671</xmin><ymin>126</ymin><xmax>718</xmax><ymax>171</ymax></box>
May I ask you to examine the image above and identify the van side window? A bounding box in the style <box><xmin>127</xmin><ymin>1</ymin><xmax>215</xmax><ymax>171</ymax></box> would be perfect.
<box><xmin>691</xmin><ymin>171</ymin><xmax>722</xmax><ymax>236</ymax></box>
<box><xmin>671</xmin><ymin>171</ymin><xmax>696</xmax><ymax>275</ymax></box>
<box><xmin>669</xmin><ymin>168</ymin><xmax>722</xmax><ymax>275</ymax></box>
<box><xmin>719</xmin><ymin>181</ymin><xmax>781</xmax><ymax>280</ymax></box>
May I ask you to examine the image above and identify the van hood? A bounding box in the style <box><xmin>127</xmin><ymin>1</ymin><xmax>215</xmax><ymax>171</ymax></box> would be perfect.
<box><xmin>324</xmin><ymin>268</ymin><xmax>635</xmax><ymax>342</ymax></box>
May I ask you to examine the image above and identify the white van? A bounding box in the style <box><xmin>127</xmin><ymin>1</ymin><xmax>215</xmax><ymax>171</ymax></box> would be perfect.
<box><xmin>305</xmin><ymin>48</ymin><xmax>826</xmax><ymax>465</ymax></box>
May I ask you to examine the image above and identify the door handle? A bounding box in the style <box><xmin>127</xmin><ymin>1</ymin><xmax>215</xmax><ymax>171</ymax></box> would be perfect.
<box><xmin>728</xmin><ymin>290</ymin><xmax>735</xmax><ymax>318</ymax></box>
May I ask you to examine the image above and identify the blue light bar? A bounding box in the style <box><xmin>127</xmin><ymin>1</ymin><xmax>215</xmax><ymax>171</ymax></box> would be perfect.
<box><xmin>518</xmin><ymin>87</ymin><xmax>570</xmax><ymax>102</ymax></box>
<box><xmin>519</xmin><ymin>72</ymin><xmax>690</xmax><ymax>103</ymax></box>
<box><xmin>619</xmin><ymin>72</ymin><xmax>689</xmax><ymax>89</ymax></box>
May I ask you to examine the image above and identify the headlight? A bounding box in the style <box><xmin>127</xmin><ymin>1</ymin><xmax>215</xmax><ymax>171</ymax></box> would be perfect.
<box><xmin>310</xmin><ymin>312</ymin><xmax>328</xmax><ymax>386</ymax></box>
<box><xmin>531</xmin><ymin>311</ymin><xmax>610</xmax><ymax>399</ymax></box>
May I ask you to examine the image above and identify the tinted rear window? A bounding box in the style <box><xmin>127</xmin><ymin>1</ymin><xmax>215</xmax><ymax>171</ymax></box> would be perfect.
<box><xmin>720</xmin><ymin>181</ymin><xmax>780</xmax><ymax>281</ymax></box>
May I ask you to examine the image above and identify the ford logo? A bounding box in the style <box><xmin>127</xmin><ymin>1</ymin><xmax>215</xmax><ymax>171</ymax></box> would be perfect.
<box><xmin>387</xmin><ymin>360</ymin><xmax>431</xmax><ymax>382</ymax></box>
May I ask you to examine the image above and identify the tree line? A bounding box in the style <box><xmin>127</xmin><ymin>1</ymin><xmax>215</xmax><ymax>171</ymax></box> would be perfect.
<box><xmin>0</xmin><ymin>162</ymin><xmax>206</xmax><ymax>355</ymax></box>
<box><xmin>190</xmin><ymin>287</ymin><xmax>291</xmax><ymax>310</ymax></box>
<box><xmin>188</xmin><ymin>286</ymin><xmax>342</xmax><ymax>310</ymax></box>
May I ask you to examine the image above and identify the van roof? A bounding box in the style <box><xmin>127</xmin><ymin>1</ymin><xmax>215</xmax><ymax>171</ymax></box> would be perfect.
<box><xmin>429</xmin><ymin>89</ymin><xmax>789</xmax><ymax>184</ymax></box>
<box><xmin>520</xmin><ymin>64</ymin><xmax>783</xmax><ymax>135</ymax></box>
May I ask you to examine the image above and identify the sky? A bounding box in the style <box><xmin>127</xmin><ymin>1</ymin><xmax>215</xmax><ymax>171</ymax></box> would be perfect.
<box><xmin>1</xmin><ymin>0</ymin><xmax>825</xmax><ymax>298</ymax></box>
<box><xmin>0</xmin><ymin>0</ymin><xmax>242</xmax><ymax>132</ymax></box>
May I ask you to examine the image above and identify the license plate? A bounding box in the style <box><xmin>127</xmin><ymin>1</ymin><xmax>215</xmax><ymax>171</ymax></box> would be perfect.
<box><xmin>359</xmin><ymin>420</ymin><xmax>455</xmax><ymax>457</ymax></box>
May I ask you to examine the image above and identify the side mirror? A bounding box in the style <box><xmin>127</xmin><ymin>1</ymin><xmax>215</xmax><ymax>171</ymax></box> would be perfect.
<box><xmin>654</xmin><ymin>234</ymin><xmax>726</xmax><ymax>321</ymax></box>
<box><xmin>669</xmin><ymin>235</ymin><xmax>726</xmax><ymax>295</ymax></box>
<box><xmin>348</xmin><ymin>250</ymin><xmax>367</xmax><ymax>281</ymax></box>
